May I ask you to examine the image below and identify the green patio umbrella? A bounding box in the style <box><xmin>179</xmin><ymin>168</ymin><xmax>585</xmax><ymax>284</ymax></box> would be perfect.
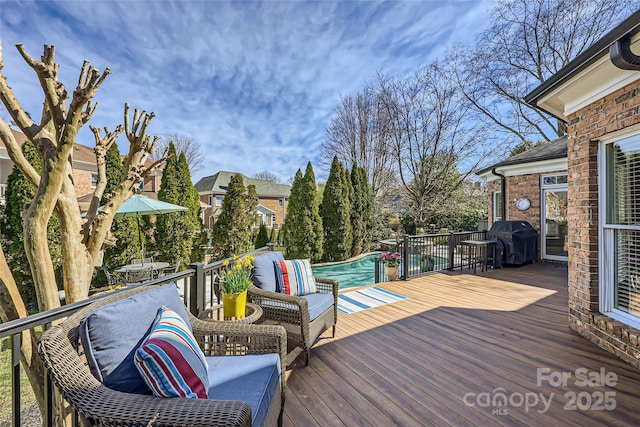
<box><xmin>114</xmin><ymin>194</ymin><xmax>188</xmax><ymax>254</ymax></box>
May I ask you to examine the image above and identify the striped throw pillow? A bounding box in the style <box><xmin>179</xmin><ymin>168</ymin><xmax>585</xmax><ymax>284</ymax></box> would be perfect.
<box><xmin>274</xmin><ymin>259</ymin><xmax>318</xmax><ymax>296</ymax></box>
<box><xmin>134</xmin><ymin>306</ymin><xmax>209</xmax><ymax>399</ymax></box>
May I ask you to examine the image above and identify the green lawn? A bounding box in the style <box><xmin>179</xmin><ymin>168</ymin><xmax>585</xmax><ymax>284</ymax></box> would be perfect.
<box><xmin>0</xmin><ymin>335</ymin><xmax>39</xmax><ymax>422</ymax></box>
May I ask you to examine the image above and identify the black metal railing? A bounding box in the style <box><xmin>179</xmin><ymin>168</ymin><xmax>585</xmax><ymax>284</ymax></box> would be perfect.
<box><xmin>0</xmin><ymin>245</ymin><xmax>275</xmax><ymax>427</ymax></box>
<box><xmin>375</xmin><ymin>230</ymin><xmax>489</xmax><ymax>282</ymax></box>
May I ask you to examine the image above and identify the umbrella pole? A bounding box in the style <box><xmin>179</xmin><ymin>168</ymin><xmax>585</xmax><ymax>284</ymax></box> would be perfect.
<box><xmin>137</xmin><ymin>217</ymin><xmax>143</xmax><ymax>265</ymax></box>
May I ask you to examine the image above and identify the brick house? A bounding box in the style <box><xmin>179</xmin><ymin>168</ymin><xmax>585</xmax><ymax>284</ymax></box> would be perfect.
<box><xmin>525</xmin><ymin>11</ymin><xmax>640</xmax><ymax>367</ymax></box>
<box><xmin>477</xmin><ymin>136</ymin><xmax>568</xmax><ymax>262</ymax></box>
<box><xmin>194</xmin><ymin>171</ymin><xmax>290</xmax><ymax>231</ymax></box>
<box><xmin>1</xmin><ymin>128</ymin><xmax>162</xmax><ymax>208</ymax></box>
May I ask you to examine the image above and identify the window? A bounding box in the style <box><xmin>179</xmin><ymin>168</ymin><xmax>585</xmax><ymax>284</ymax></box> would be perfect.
<box><xmin>279</xmin><ymin>198</ymin><xmax>284</xmax><ymax>207</ymax></box>
<box><xmin>91</xmin><ymin>174</ymin><xmax>98</xmax><ymax>188</ymax></box>
<box><xmin>542</xmin><ymin>174</ymin><xmax>568</xmax><ymax>186</ymax></box>
<box><xmin>493</xmin><ymin>191</ymin><xmax>503</xmax><ymax>222</ymax></box>
<box><xmin>216</xmin><ymin>196</ymin><xmax>224</xmax><ymax>206</ymax></box>
<box><xmin>601</xmin><ymin>132</ymin><xmax>640</xmax><ymax>327</ymax></box>
<box><xmin>208</xmin><ymin>196</ymin><xmax>213</xmax><ymax>206</ymax></box>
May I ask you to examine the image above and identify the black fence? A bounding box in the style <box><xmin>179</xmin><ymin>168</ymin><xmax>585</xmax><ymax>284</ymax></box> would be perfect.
<box><xmin>0</xmin><ymin>246</ymin><xmax>274</xmax><ymax>427</ymax></box>
<box><xmin>374</xmin><ymin>230</ymin><xmax>488</xmax><ymax>282</ymax></box>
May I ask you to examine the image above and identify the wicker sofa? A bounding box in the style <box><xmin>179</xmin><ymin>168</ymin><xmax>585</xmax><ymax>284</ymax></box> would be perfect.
<box><xmin>38</xmin><ymin>282</ymin><xmax>286</xmax><ymax>427</ymax></box>
<box><xmin>248</xmin><ymin>251</ymin><xmax>338</xmax><ymax>366</ymax></box>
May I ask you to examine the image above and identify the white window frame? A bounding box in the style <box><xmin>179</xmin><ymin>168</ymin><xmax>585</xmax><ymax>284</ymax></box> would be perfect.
<box><xmin>279</xmin><ymin>198</ymin><xmax>284</xmax><ymax>207</ymax></box>
<box><xmin>216</xmin><ymin>196</ymin><xmax>224</xmax><ymax>206</ymax></box>
<box><xmin>493</xmin><ymin>191</ymin><xmax>503</xmax><ymax>222</ymax></box>
<box><xmin>90</xmin><ymin>173</ymin><xmax>98</xmax><ymax>189</ymax></box>
<box><xmin>599</xmin><ymin>127</ymin><xmax>640</xmax><ymax>330</ymax></box>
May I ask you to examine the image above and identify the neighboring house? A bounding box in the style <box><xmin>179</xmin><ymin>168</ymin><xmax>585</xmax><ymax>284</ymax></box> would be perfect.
<box><xmin>477</xmin><ymin>136</ymin><xmax>568</xmax><ymax>262</ymax></box>
<box><xmin>194</xmin><ymin>171</ymin><xmax>290</xmax><ymax>230</ymax></box>
<box><xmin>0</xmin><ymin>127</ymin><xmax>162</xmax><ymax>208</ymax></box>
<box><xmin>525</xmin><ymin>11</ymin><xmax>640</xmax><ymax>367</ymax></box>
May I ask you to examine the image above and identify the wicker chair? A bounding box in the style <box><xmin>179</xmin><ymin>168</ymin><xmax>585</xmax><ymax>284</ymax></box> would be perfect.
<box><xmin>248</xmin><ymin>252</ymin><xmax>338</xmax><ymax>367</ymax></box>
<box><xmin>38</xmin><ymin>282</ymin><xmax>287</xmax><ymax>427</ymax></box>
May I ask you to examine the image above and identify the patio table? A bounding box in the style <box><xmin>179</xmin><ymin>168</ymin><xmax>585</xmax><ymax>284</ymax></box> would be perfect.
<box><xmin>114</xmin><ymin>261</ymin><xmax>170</xmax><ymax>281</ymax></box>
<box><xmin>460</xmin><ymin>240</ymin><xmax>496</xmax><ymax>273</ymax></box>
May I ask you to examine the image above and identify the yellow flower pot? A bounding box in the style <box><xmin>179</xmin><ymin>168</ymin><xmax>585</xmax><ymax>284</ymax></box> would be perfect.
<box><xmin>222</xmin><ymin>290</ymin><xmax>247</xmax><ymax>319</ymax></box>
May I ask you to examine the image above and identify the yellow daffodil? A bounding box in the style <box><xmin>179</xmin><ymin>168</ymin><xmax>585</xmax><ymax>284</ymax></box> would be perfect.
<box><xmin>220</xmin><ymin>253</ymin><xmax>254</xmax><ymax>294</ymax></box>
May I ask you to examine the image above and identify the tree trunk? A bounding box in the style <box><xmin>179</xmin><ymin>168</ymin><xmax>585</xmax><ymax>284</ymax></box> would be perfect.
<box><xmin>0</xmin><ymin>245</ymin><xmax>46</xmax><ymax>417</ymax></box>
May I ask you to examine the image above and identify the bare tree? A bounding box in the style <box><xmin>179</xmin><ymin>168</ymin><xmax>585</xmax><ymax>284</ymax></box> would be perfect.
<box><xmin>152</xmin><ymin>133</ymin><xmax>204</xmax><ymax>174</ymax></box>
<box><xmin>253</xmin><ymin>170</ymin><xmax>281</xmax><ymax>183</ymax></box>
<box><xmin>321</xmin><ymin>83</ymin><xmax>396</xmax><ymax>199</ymax></box>
<box><xmin>449</xmin><ymin>0</ymin><xmax>635</xmax><ymax>145</ymax></box>
<box><xmin>377</xmin><ymin>65</ymin><xmax>489</xmax><ymax>229</ymax></box>
<box><xmin>0</xmin><ymin>42</ymin><xmax>164</xmax><ymax>416</ymax></box>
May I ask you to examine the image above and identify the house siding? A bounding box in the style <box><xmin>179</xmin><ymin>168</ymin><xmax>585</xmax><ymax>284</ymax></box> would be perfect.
<box><xmin>200</xmin><ymin>193</ymin><xmax>288</xmax><ymax>230</ymax></box>
<box><xmin>567</xmin><ymin>80</ymin><xmax>640</xmax><ymax>368</ymax></box>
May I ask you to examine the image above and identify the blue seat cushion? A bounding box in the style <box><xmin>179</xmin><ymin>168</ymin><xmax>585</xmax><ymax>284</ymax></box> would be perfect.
<box><xmin>207</xmin><ymin>353</ymin><xmax>280</xmax><ymax>426</ymax></box>
<box><xmin>80</xmin><ymin>283</ymin><xmax>191</xmax><ymax>395</ymax></box>
<box><xmin>251</xmin><ymin>251</ymin><xmax>284</xmax><ymax>292</ymax></box>
<box><xmin>302</xmin><ymin>292</ymin><xmax>334</xmax><ymax>321</ymax></box>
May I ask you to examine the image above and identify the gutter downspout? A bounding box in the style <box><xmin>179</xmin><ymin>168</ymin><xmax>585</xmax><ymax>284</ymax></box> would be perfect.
<box><xmin>491</xmin><ymin>168</ymin><xmax>507</xmax><ymax>220</ymax></box>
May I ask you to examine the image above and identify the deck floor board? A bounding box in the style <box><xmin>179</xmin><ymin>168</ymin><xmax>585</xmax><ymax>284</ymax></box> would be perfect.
<box><xmin>283</xmin><ymin>263</ymin><xmax>640</xmax><ymax>426</ymax></box>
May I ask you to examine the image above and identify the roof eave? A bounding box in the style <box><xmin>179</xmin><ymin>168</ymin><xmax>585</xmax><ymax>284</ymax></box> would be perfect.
<box><xmin>525</xmin><ymin>10</ymin><xmax>640</xmax><ymax>112</ymax></box>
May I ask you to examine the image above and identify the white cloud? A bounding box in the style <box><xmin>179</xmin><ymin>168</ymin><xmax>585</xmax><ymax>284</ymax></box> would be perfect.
<box><xmin>0</xmin><ymin>0</ymin><xmax>492</xmax><ymax>183</ymax></box>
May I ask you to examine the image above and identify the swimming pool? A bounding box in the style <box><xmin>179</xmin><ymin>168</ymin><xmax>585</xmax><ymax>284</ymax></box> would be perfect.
<box><xmin>312</xmin><ymin>253</ymin><xmax>379</xmax><ymax>290</ymax></box>
<box><xmin>312</xmin><ymin>252</ymin><xmax>449</xmax><ymax>289</ymax></box>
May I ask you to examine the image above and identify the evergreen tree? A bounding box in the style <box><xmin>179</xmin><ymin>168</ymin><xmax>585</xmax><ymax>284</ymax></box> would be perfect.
<box><xmin>350</xmin><ymin>164</ymin><xmax>366</xmax><ymax>256</ymax></box>
<box><xmin>246</xmin><ymin>184</ymin><xmax>259</xmax><ymax>238</ymax></box>
<box><xmin>154</xmin><ymin>145</ymin><xmax>205</xmax><ymax>267</ymax></box>
<box><xmin>320</xmin><ymin>156</ymin><xmax>352</xmax><ymax>261</ymax></box>
<box><xmin>255</xmin><ymin>223</ymin><xmax>270</xmax><ymax>249</ymax></box>
<box><xmin>211</xmin><ymin>174</ymin><xmax>253</xmax><ymax>257</ymax></box>
<box><xmin>0</xmin><ymin>140</ymin><xmax>62</xmax><ymax>305</ymax></box>
<box><xmin>178</xmin><ymin>151</ymin><xmax>207</xmax><ymax>264</ymax></box>
<box><xmin>283</xmin><ymin>163</ymin><xmax>323</xmax><ymax>261</ymax></box>
<box><xmin>283</xmin><ymin>169</ymin><xmax>304</xmax><ymax>258</ymax></box>
<box><xmin>103</xmin><ymin>143</ymin><xmax>141</xmax><ymax>269</ymax></box>
<box><xmin>303</xmin><ymin>162</ymin><xmax>324</xmax><ymax>261</ymax></box>
<box><xmin>268</xmin><ymin>226</ymin><xmax>276</xmax><ymax>244</ymax></box>
<box><xmin>342</xmin><ymin>163</ymin><xmax>354</xmax><ymax>254</ymax></box>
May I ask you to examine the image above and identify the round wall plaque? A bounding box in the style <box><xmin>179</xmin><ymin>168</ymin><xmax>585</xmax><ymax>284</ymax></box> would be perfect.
<box><xmin>516</xmin><ymin>197</ymin><xmax>531</xmax><ymax>211</ymax></box>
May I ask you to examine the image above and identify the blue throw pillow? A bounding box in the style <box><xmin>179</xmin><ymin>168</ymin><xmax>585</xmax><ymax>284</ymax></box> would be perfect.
<box><xmin>80</xmin><ymin>283</ymin><xmax>191</xmax><ymax>394</ymax></box>
<box><xmin>251</xmin><ymin>251</ymin><xmax>284</xmax><ymax>292</ymax></box>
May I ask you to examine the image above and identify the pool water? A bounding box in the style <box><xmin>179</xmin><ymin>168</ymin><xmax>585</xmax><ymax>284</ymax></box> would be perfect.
<box><xmin>312</xmin><ymin>252</ymin><xmax>449</xmax><ymax>290</ymax></box>
<box><xmin>312</xmin><ymin>253</ymin><xmax>379</xmax><ymax>290</ymax></box>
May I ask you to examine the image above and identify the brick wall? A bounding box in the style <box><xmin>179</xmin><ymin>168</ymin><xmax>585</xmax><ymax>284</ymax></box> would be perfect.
<box><xmin>567</xmin><ymin>80</ymin><xmax>640</xmax><ymax>368</ymax></box>
<box><xmin>259</xmin><ymin>197</ymin><xmax>288</xmax><ymax>228</ymax></box>
<box><xmin>488</xmin><ymin>170</ymin><xmax>564</xmax><ymax>260</ymax></box>
<box><xmin>73</xmin><ymin>169</ymin><xmax>94</xmax><ymax>197</ymax></box>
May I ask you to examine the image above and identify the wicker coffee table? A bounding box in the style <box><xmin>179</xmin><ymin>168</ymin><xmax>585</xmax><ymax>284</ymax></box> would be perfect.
<box><xmin>198</xmin><ymin>302</ymin><xmax>263</xmax><ymax>324</ymax></box>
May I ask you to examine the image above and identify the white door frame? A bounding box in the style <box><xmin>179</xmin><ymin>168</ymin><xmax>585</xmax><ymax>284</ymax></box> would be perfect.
<box><xmin>541</xmin><ymin>176</ymin><xmax>568</xmax><ymax>262</ymax></box>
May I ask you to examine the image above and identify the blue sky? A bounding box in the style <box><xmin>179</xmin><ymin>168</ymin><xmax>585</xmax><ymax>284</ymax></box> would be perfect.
<box><xmin>0</xmin><ymin>0</ymin><xmax>493</xmax><ymax>183</ymax></box>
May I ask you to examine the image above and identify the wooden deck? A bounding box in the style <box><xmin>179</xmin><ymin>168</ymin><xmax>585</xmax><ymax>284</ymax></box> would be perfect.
<box><xmin>283</xmin><ymin>263</ymin><xmax>640</xmax><ymax>426</ymax></box>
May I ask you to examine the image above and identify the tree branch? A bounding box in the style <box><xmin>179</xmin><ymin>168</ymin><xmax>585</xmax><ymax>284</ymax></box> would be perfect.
<box><xmin>0</xmin><ymin>119</ymin><xmax>40</xmax><ymax>186</ymax></box>
<box><xmin>82</xmin><ymin>125</ymin><xmax>124</xmax><ymax>243</ymax></box>
<box><xmin>16</xmin><ymin>44</ymin><xmax>67</xmax><ymax>127</ymax></box>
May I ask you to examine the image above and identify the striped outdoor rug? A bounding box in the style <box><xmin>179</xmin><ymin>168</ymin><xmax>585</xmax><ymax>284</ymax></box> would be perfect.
<box><xmin>337</xmin><ymin>286</ymin><xmax>407</xmax><ymax>314</ymax></box>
